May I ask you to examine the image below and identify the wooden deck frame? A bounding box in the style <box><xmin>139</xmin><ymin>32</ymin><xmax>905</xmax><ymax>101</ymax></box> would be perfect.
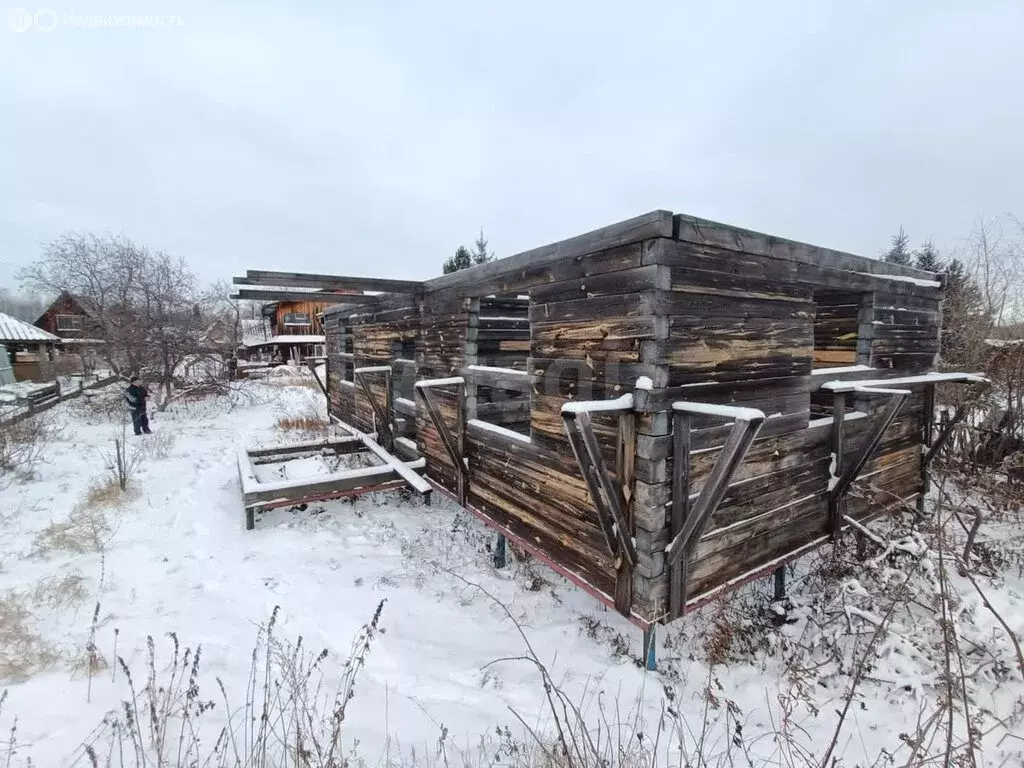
<box><xmin>238</xmin><ymin>431</ymin><xmax>430</xmax><ymax>530</ymax></box>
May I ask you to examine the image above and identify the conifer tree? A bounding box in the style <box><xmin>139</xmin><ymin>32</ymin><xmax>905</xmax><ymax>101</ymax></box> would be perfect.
<box><xmin>883</xmin><ymin>226</ymin><xmax>913</xmax><ymax>265</ymax></box>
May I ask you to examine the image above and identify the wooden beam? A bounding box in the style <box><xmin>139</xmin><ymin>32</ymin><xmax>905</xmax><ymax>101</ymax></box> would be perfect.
<box><xmin>241</xmin><ymin>463</ymin><xmax>425</xmax><ymax>507</ymax></box>
<box><xmin>615</xmin><ymin>412</ymin><xmax>636</xmax><ymax>615</ymax></box>
<box><xmin>462</xmin><ymin>365</ymin><xmax>532</xmax><ymax>391</ymax></box>
<box><xmin>424</xmin><ymin>210</ymin><xmax>674</xmax><ymax>296</ymax></box>
<box><xmin>232</xmin><ymin>289</ymin><xmax>383</xmax><ymax>304</ymax></box>
<box><xmin>829</xmin><ymin>393</ymin><xmax>846</xmax><ymax>540</ymax></box>
<box><xmin>669</xmin><ymin>411</ymin><xmax>691</xmax><ymax>621</ymax></box>
<box><xmin>456</xmin><ymin>380</ymin><xmax>467</xmax><ymax>505</ymax></box>
<box><xmin>672</xmin><ymin>213</ymin><xmax>941</xmax><ymax>282</ymax></box>
<box><xmin>239</xmin><ymin>270</ymin><xmax>424</xmax><ymax>294</ymax></box>
<box><xmin>356</xmin><ymin>431</ymin><xmax>432</xmax><ymax>497</ymax></box>
<box><xmin>247</xmin><ymin>436</ymin><xmax>364</xmax><ymax>460</ymax></box>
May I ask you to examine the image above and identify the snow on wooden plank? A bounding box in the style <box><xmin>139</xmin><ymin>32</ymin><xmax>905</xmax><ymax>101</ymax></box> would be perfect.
<box><xmin>809</xmin><ymin>365</ymin><xmax>874</xmax><ymax>376</ymax></box>
<box><xmin>354</xmin><ymin>365</ymin><xmax>392</xmax><ymax>374</ymax></box>
<box><xmin>672</xmin><ymin>401</ymin><xmax>766</xmax><ymax>422</ymax></box>
<box><xmin>415</xmin><ymin>376</ymin><xmax>465</xmax><ymax>388</ymax></box>
<box><xmin>246</xmin><ymin>435</ymin><xmax>363</xmax><ymax>458</ymax></box>
<box><xmin>561</xmin><ymin>393</ymin><xmax>634</xmax><ymax>414</ymax></box>
<box><xmin>242</xmin><ymin>460</ymin><xmax>427</xmax><ymax>507</ymax></box>
<box><xmin>357</xmin><ymin>432</ymin><xmax>433</xmax><ymax>495</ymax></box>
<box><xmin>466</xmin><ymin>364</ymin><xmax>529</xmax><ymax>377</ymax></box>
<box><xmin>820</xmin><ymin>371</ymin><xmax>987</xmax><ymax>393</ymax></box>
<box><xmin>467</xmin><ymin>418</ymin><xmax>532</xmax><ymax>445</ymax></box>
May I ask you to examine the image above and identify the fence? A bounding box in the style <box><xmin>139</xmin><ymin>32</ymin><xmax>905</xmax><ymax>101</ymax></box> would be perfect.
<box><xmin>0</xmin><ymin>374</ymin><xmax>120</xmax><ymax>426</ymax></box>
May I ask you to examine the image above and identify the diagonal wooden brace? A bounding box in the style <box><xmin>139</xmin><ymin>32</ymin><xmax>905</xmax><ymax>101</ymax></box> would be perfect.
<box><xmin>563</xmin><ymin>412</ymin><xmax>637</xmax><ymax>566</ymax></box>
<box><xmin>665</xmin><ymin>412</ymin><xmax>764</xmax><ymax>570</ymax></box>
<box><xmin>416</xmin><ymin>384</ymin><xmax>467</xmax><ymax>504</ymax></box>
<box><xmin>830</xmin><ymin>391</ymin><xmax>908</xmax><ymax>500</ymax></box>
<box><xmin>355</xmin><ymin>367</ymin><xmax>393</xmax><ymax>450</ymax></box>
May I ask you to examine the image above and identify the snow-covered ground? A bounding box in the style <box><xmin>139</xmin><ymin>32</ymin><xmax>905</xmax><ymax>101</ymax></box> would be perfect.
<box><xmin>1</xmin><ymin>377</ymin><xmax>1022</xmax><ymax>766</ymax></box>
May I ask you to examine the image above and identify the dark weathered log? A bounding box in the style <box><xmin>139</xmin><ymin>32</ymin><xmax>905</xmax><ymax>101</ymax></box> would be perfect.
<box><xmin>233</xmin><ymin>289</ymin><xmax>382</xmax><ymax>304</ymax></box>
<box><xmin>238</xmin><ymin>270</ymin><xmax>423</xmax><ymax>294</ymax></box>
<box><xmin>425</xmin><ymin>211</ymin><xmax>673</xmax><ymax>296</ymax></box>
<box><xmin>669</xmin><ymin>411</ymin><xmax>691</xmax><ymax>621</ymax></box>
<box><xmin>670</xmin><ymin>213</ymin><xmax>940</xmax><ymax>282</ymax></box>
<box><xmin>615</xmin><ymin>412</ymin><xmax>636</xmax><ymax>614</ymax></box>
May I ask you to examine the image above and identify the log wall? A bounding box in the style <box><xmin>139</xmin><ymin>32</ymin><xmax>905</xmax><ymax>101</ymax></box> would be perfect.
<box><xmin>321</xmin><ymin>210</ymin><xmax>945</xmax><ymax>625</ymax></box>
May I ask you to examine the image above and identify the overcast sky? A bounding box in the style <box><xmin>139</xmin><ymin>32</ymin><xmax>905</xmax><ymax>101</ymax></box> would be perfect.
<box><xmin>1</xmin><ymin>0</ymin><xmax>1022</xmax><ymax>289</ymax></box>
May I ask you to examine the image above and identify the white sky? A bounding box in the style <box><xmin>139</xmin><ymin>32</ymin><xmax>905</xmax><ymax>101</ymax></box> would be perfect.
<box><xmin>2</xmin><ymin>0</ymin><xmax>1023</xmax><ymax>288</ymax></box>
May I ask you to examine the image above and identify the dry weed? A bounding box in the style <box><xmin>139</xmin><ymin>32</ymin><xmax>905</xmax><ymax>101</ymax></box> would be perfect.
<box><xmin>263</xmin><ymin>372</ymin><xmax>321</xmax><ymax>391</ymax></box>
<box><xmin>67</xmin><ymin>644</ymin><xmax>109</xmax><ymax>681</ymax></box>
<box><xmin>137</xmin><ymin>428</ymin><xmax>176</xmax><ymax>460</ymax></box>
<box><xmin>0</xmin><ymin>411</ymin><xmax>62</xmax><ymax>490</ymax></box>
<box><xmin>30</xmin><ymin>572</ymin><xmax>88</xmax><ymax>611</ymax></box>
<box><xmin>275</xmin><ymin>414</ymin><xmax>329</xmax><ymax>432</ymax></box>
<box><xmin>32</xmin><ymin>502</ymin><xmax>116</xmax><ymax>557</ymax></box>
<box><xmin>0</xmin><ymin>590</ymin><xmax>59</xmax><ymax>684</ymax></box>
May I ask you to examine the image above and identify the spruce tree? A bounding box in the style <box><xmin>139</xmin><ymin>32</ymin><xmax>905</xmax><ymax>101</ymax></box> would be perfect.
<box><xmin>443</xmin><ymin>245</ymin><xmax>473</xmax><ymax>275</ymax></box>
<box><xmin>442</xmin><ymin>228</ymin><xmax>495</xmax><ymax>274</ymax></box>
<box><xmin>883</xmin><ymin>226</ymin><xmax>913</xmax><ymax>265</ymax></box>
<box><xmin>472</xmin><ymin>229</ymin><xmax>493</xmax><ymax>266</ymax></box>
<box><xmin>914</xmin><ymin>239</ymin><xmax>943</xmax><ymax>272</ymax></box>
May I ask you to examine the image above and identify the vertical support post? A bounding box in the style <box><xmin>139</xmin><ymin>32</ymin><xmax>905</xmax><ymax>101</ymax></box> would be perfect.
<box><xmin>773</xmin><ymin>566</ymin><xmax>786</xmax><ymax>602</ymax></box>
<box><xmin>669</xmin><ymin>411</ymin><xmax>691</xmax><ymax>621</ymax></box>
<box><xmin>384</xmin><ymin>369</ymin><xmax>394</xmax><ymax>452</ymax></box>
<box><xmin>245</xmin><ymin>506</ymin><xmax>255</xmax><ymax>531</ymax></box>
<box><xmin>918</xmin><ymin>383</ymin><xmax>936</xmax><ymax>516</ymax></box>
<box><xmin>456</xmin><ymin>380</ymin><xmax>467</xmax><ymax>506</ymax></box>
<box><xmin>829</xmin><ymin>392</ymin><xmax>846</xmax><ymax>541</ymax></box>
<box><xmin>614</xmin><ymin>412</ymin><xmax>636</xmax><ymax>614</ymax></box>
<box><xmin>642</xmin><ymin>626</ymin><xmax>656</xmax><ymax>671</ymax></box>
<box><xmin>493</xmin><ymin>534</ymin><xmax>507</xmax><ymax>569</ymax></box>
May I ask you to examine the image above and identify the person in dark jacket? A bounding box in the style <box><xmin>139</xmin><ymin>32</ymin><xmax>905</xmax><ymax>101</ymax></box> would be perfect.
<box><xmin>125</xmin><ymin>376</ymin><xmax>152</xmax><ymax>435</ymax></box>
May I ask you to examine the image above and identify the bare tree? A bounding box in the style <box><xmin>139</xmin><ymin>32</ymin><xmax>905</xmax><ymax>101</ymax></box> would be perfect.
<box><xmin>958</xmin><ymin>215</ymin><xmax>1024</xmax><ymax>328</ymax></box>
<box><xmin>18</xmin><ymin>232</ymin><xmax>205</xmax><ymax>403</ymax></box>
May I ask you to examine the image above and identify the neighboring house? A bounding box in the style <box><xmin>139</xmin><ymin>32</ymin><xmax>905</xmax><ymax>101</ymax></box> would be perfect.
<box><xmin>243</xmin><ymin>298</ymin><xmax>347</xmax><ymax>364</ymax></box>
<box><xmin>35</xmin><ymin>291</ymin><xmax>99</xmax><ymax>338</ymax></box>
<box><xmin>33</xmin><ymin>291</ymin><xmax>105</xmax><ymax>375</ymax></box>
<box><xmin>0</xmin><ymin>311</ymin><xmax>60</xmax><ymax>382</ymax></box>
<box><xmin>203</xmin><ymin>318</ymin><xmax>237</xmax><ymax>349</ymax></box>
<box><xmin>265</xmin><ymin>299</ymin><xmax>329</xmax><ymax>337</ymax></box>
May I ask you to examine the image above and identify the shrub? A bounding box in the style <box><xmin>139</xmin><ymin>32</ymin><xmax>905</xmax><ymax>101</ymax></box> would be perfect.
<box><xmin>0</xmin><ymin>411</ymin><xmax>61</xmax><ymax>491</ymax></box>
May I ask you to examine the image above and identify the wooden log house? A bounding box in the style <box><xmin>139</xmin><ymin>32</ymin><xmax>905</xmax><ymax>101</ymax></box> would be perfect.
<box><xmin>235</xmin><ymin>211</ymin><xmax>982</xmax><ymax>664</ymax></box>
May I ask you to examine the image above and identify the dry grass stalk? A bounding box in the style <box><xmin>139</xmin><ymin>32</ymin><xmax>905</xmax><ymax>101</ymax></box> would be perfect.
<box><xmin>275</xmin><ymin>414</ymin><xmax>330</xmax><ymax>432</ymax></box>
<box><xmin>0</xmin><ymin>589</ymin><xmax>59</xmax><ymax>684</ymax></box>
<box><xmin>71</xmin><ymin>602</ymin><xmax>386</xmax><ymax>766</ymax></box>
<box><xmin>0</xmin><ymin>410</ymin><xmax>62</xmax><ymax>491</ymax></box>
<box><xmin>32</xmin><ymin>497</ymin><xmax>118</xmax><ymax>557</ymax></box>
